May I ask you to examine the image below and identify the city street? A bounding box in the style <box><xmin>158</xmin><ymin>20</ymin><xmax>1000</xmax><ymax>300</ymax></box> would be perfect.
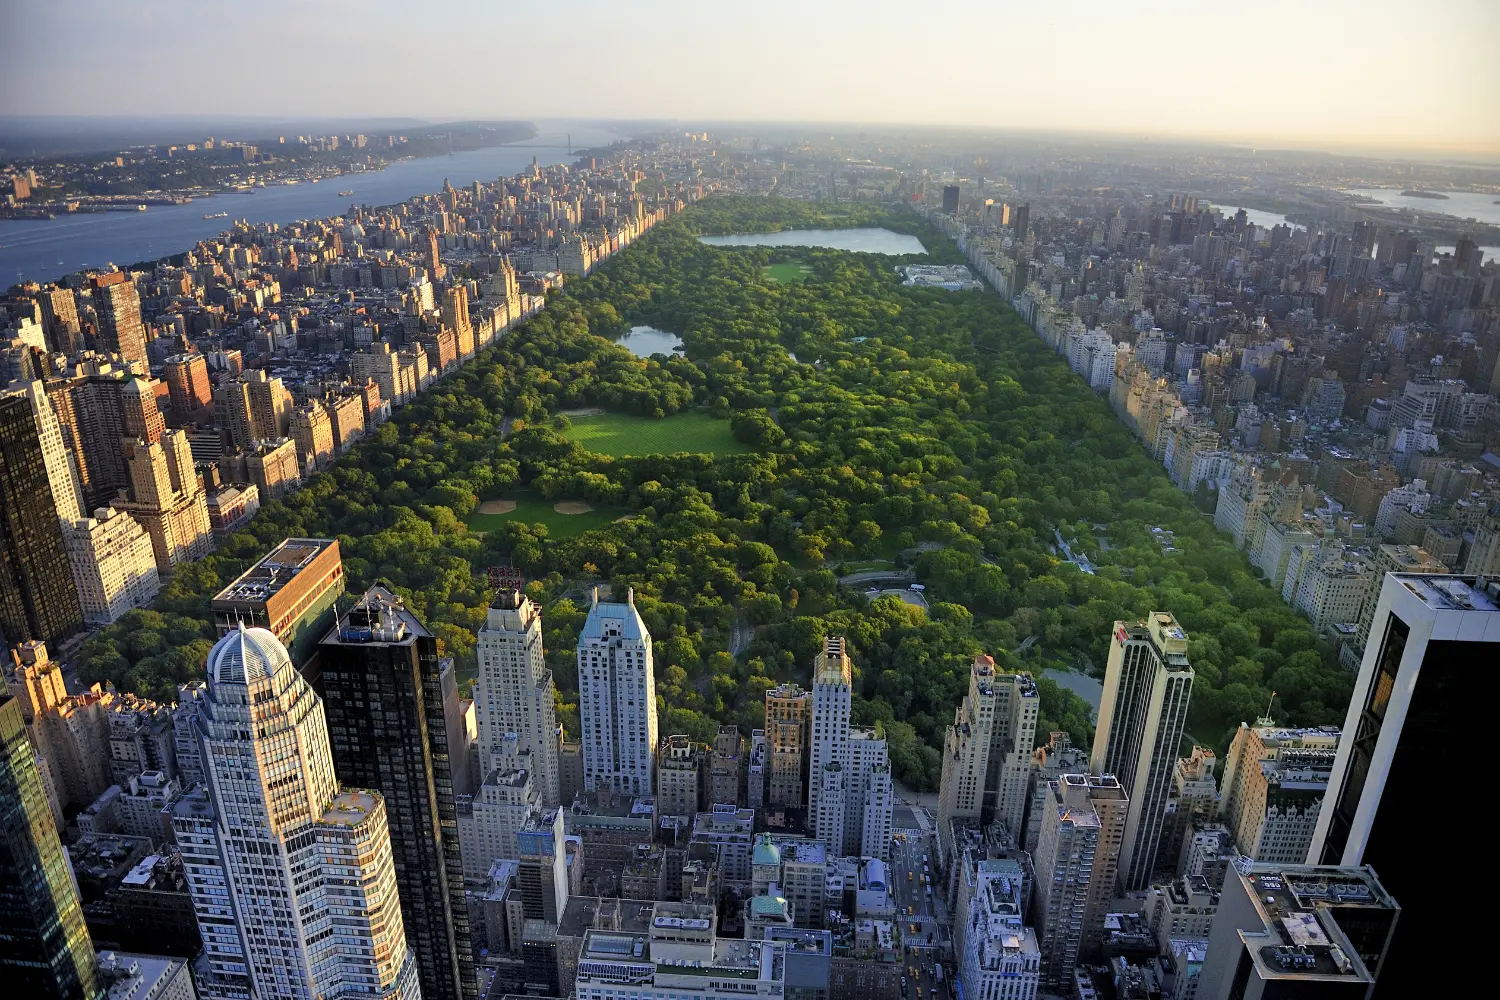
<box><xmin>889</xmin><ymin>809</ymin><xmax>953</xmax><ymax>1000</ymax></box>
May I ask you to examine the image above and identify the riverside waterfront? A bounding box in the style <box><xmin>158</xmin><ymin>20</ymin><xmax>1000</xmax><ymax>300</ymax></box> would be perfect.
<box><xmin>1</xmin><ymin>121</ymin><xmax>625</xmax><ymax>285</ymax></box>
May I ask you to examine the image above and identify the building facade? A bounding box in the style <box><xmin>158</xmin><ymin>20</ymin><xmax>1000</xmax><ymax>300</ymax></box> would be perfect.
<box><xmin>171</xmin><ymin>626</ymin><xmax>421</xmax><ymax>1000</ymax></box>
<box><xmin>317</xmin><ymin>586</ymin><xmax>477</xmax><ymax>1000</ymax></box>
<box><xmin>1031</xmin><ymin>774</ymin><xmax>1127</xmax><ymax>989</ymax></box>
<box><xmin>62</xmin><ymin>507</ymin><xmax>160</xmax><ymax>625</ymax></box>
<box><xmin>0</xmin><ymin>694</ymin><xmax>102</xmax><ymax>1000</ymax></box>
<box><xmin>475</xmin><ymin>587</ymin><xmax>559</xmax><ymax>807</ymax></box>
<box><xmin>578</xmin><ymin>589</ymin><xmax>656</xmax><ymax>796</ymax></box>
<box><xmin>1091</xmin><ymin>613</ymin><xmax>1194</xmax><ymax>889</ymax></box>
<box><xmin>0</xmin><ymin>393</ymin><xmax>83</xmax><ymax>648</ymax></box>
<box><xmin>1310</xmin><ymin>574</ymin><xmax>1496</xmax><ymax>994</ymax></box>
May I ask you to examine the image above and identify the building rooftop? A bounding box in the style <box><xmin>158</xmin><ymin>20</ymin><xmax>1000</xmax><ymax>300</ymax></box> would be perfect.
<box><xmin>320</xmin><ymin>788</ymin><xmax>381</xmax><ymax>827</ymax></box>
<box><xmin>1393</xmin><ymin>573</ymin><xmax>1499</xmax><ymax>612</ymax></box>
<box><xmin>324</xmin><ymin>583</ymin><xmax>431</xmax><ymax>645</ymax></box>
<box><xmin>557</xmin><ymin>896</ymin><xmax>657</xmax><ymax>939</ymax></box>
<box><xmin>1239</xmin><ymin>865</ymin><xmax>1397</xmax><ymax>985</ymax></box>
<box><xmin>212</xmin><ymin>537</ymin><xmax>338</xmax><ymax>607</ymax></box>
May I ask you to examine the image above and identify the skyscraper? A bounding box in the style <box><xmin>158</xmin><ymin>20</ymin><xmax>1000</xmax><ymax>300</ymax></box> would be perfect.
<box><xmin>1310</xmin><ymin>573</ymin><xmax>1497</xmax><ymax>994</ymax></box>
<box><xmin>578</xmin><ymin>588</ymin><xmax>656</xmax><ymax>796</ymax></box>
<box><xmin>1091</xmin><ymin>612</ymin><xmax>1194</xmax><ymax>889</ymax></box>
<box><xmin>981</xmin><ymin>660</ymin><xmax>1038</xmax><ymax>838</ymax></box>
<box><xmin>0</xmin><ymin>393</ymin><xmax>83</xmax><ymax>648</ymax></box>
<box><xmin>0</xmin><ymin>694</ymin><xmax>102</xmax><ymax>1000</ymax></box>
<box><xmin>3</xmin><ymin>380</ymin><xmax>82</xmax><ymax>523</ymax></box>
<box><xmin>162</xmin><ymin>353</ymin><xmax>213</xmax><ymax>425</ymax></box>
<box><xmin>475</xmin><ymin>587</ymin><xmax>559</xmax><ymax>807</ymax></box>
<box><xmin>942</xmin><ymin>185</ymin><xmax>960</xmax><ymax>215</ymax></box>
<box><xmin>172</xmin><ymin>626</ymin><xmax>422</xmax><ymax>1000</ymax></box>
<box><xmin>1011</xmin><ymin>203</ymin><xmax>1030</xmax><ymax>237</ymax></box>
<box><xmin>764</xmin><ymin>682</ymin><xmax>810</xmax><ymax>807</ymax></box>
<box><xmin>37</xmin><ymin>285</ymin><xmax>82</xmax><ymax>356</ymax></box>
<box><xmin>808</xmin><ymin>636</ymin><xmax>893</xmax><ymax>859</ymax></box>
<box><xmin>938</xmin><ymin>655</ymin><xmax>997</xmax><ymax>856</ymax></box>
<box><xmin>88</xmin><ymin>273</ymin><xmax>149</xmax><ymax>371</ymax></box>
<box><xmin>318</xmin><ymin>586</ymin><xmax>477</xmax><ymax>1000</ymax></box>
<box><xmin>1031</xmin><ymin>773</ymin><xmax>1127</xmax><ymax>989</ymax></box>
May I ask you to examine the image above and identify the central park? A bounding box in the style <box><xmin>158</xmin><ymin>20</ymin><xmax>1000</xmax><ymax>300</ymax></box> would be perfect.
<box><xmin>75</xmin><ymin>195</ymin><xmax>1353</xmax><ymax>791</ymax></box>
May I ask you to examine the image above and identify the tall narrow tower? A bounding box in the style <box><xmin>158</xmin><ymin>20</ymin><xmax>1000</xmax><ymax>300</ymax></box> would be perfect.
<box><xmin>475</xmin><ymin>587</ymin><xmax>558</xmax><ymax>807</ymax></box>
<box><xmin>937</xmin><ymin>654</ymin><xmax>998</xmax><ymax>857</ymax></box>
<box><xmin>173</xmin><ymin>626</ymin><xmax>422</xmax><ymax>1000</ymax></box>
<box><xmin>577</xmin><ymin>588</ymin><xmax>656</xmax><ymax>796</ymax></box>
<box><xmin>0</xmin><ymin>695</ymin><xmax>101</xmax><ymax>1000</ymax></box>
<box><xmin>0</xmin><ymin>393</ymin><xmax>83</xmax><ymax>648</ymax></box>
<box><xmin>1091</xmin><ymin>612</ymin><xmax>1194</xmax><ymax>890</ymax></box>
<box><xmin>808</xmin><ymin>636</ymin><xmax>892</xmax><ymax>858</ymax></box>
<box><xmin>1032</xmin><ymin>773</ymin><xmax>1128</xmax><ymax>989</ymax></box>
<box><xmin>88</xmin><ymin>273</ymin><xmax>148</xmax><ymax>372</ymax></box>
<box><xmin>808</xmin><ymin>636</ymin><xmax>852</xmax><ymax>823</ymax></box>
<box><xmin>318</xmin><ymin>586</ymin><xmax>477</xmax><ymax>1000</ymax></box>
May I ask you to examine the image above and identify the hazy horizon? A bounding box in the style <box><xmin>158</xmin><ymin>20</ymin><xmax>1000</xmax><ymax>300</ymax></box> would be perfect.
<box><xmin>3</xmin><ymin>0</ymin><xmax>1497</xmax><ymax>157</ymax></box>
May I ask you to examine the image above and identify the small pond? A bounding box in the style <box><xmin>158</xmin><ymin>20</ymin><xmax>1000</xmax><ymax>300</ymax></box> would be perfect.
<box><xmin>618</xmin><ymin>325</ymin><xmax>684</xmax><ymax>358</ymax></box>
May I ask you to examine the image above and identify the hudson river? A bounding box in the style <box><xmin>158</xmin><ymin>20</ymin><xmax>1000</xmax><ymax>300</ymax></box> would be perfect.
<box><xmin>1</xmin><ymin>121</ymin><xmax>625</xmax><ymax>285</ymax></box>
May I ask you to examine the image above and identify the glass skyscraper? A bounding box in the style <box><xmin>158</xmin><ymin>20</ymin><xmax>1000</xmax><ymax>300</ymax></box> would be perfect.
<box><xmin>0</xmin><ymin>694</ymin><xmax>101</xmax><ymax>1000</ymax></box>
<box><xmin>318</xmin><ymin>586</ymin><xmax>477</xmax><ymax>1000</ymax></box>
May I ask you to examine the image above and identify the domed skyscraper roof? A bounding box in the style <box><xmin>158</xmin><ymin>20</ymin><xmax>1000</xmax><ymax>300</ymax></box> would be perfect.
<box><xmin>206</xmin><ymin>624</ymin><xmax>291</xmax><ymax>686</ymax></box>
<box><xmin>752</xmin><ymin>834</ymin><xmax>781</xmax><ymax>868</ymax></box>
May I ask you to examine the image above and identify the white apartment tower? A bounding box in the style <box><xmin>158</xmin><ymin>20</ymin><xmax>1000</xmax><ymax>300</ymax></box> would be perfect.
<box><xmin>578</xmin><ymin>588</ymin><xmax>656</xmax><ymax>796</ymax></box>
<box><xmin>961</xmin><ymin>861</ymin><xmax>1041</xmax><ymax>1000</ymax></box>
<box><xmin>172</xmin><ymin>626</ymin><xmax>421</xmax><ymax>1000</ymax></box>
<box><xmin>62</xmin><ymin>506</ymin><xmax>160</xmax><ymax>625</ymax></box>
<box><xmin>808</xmin><ymin>636</ymin><xmax>892</xmax><ymax>859</ymax></box>
<box><xmin>475</xmin><ymin>587</ymin><xmax>559</xmax><ymax>807</ymax></box>
<box><xmin>1092</xmin><ymin>613</ymin><xmax>1194</xmax><ymax>891</ymax></box>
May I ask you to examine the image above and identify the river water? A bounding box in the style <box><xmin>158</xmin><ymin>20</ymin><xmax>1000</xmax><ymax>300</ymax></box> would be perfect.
<box><xmin>1343</xmin><ymin>187</ymin><xmax>1500</xmax><ymax>226</ymax></box>
<box><xmin>698</xmin><ymin>227</ymin><xmax>927</xmax><ymax>254</ymax></box>
<box><xmin>1</xmin><ymin>121</ymin><xmax>626</xmax><ymax>285</ymax></box>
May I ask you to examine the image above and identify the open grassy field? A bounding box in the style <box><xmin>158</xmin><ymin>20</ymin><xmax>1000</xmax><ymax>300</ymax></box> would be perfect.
<box><xmin>763</xmin><ymin>262</ymin><xmax>813</xmax><ymax>283</ymax></box>
<box><xmin>466</xmin><ymin>492</ymin><xmax>622</xmax><ymax>537</ymax></box>
<box><xmin>561</xmin><ymin>410</ymin><xmax>749</xmax><ymax>457</ymax></box>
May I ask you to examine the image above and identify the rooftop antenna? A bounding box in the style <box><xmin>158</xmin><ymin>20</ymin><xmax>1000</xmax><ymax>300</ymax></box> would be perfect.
<box><xmin>1256</xmin><ymin>691</ymin><xmax>1277</xmax><ymax>727</ymax></box>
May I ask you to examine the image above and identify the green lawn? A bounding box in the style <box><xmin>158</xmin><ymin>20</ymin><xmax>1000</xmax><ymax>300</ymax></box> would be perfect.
<box><xmin>763</xmin><ymin>262</ymin><xmax>813</xmax><ymax>283</ymax></box>
<box><xmin>466</xmin><ymin>492</ymin><xmax>623</xmax><ymax>537</ymax></box>
<box><xmin>561</xmin><ymin>410</ymin><xmax>749</xmax><ymax>457</ymax></box>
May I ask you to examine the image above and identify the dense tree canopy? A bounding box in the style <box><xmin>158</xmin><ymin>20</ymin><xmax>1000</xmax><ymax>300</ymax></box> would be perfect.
<box><xmin>81</xmin><ymin>196</ymin><xmax>1351</xmax><ymax>790</ymax></box>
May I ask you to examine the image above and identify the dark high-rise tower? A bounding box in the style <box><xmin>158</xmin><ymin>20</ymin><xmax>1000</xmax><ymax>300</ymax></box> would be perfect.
<box><xmin>0</xmin><ymin>695</ymin><xmax>102</xmax><ymax>1000</ymax></box>
<box><xmin>87</xmin><ymin>273</ymin><xmax>148</xmax><ymax>371</ymax></box>
<box><xmin>942</xmin><ymin>184</ymin><xmax>960</xmax><ymax>215</ymax></box>
<box><xmin>1312</xmin><ymin>573</ymin><xmax>1496</xmax><ymax>997</ymax></box>
<box><xmin>1012</xmin><ymin>203</ymin><xmax>1030</xmax><ymax>237</ymax></box>
<box><xmin>318</xmin><ymin>585</ymin><xmax>478</xmax><ymax>1000</ymax></box>
<box><xmin>0</xmin><ymin>395</ymin><xmax>83</xmax><ymax>648</ymax></box>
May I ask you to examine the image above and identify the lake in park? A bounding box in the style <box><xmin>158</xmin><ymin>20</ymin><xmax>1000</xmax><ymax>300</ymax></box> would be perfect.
<box><xmin>698</xmin><ymin>228</ymin><xmax>927</xmax><ymax>254</ymax></box>
<box><xmin>618</xmin><ymin>325</ymin><xmax>684</xmax><ymax>358</ymax></box>
<box><xmin>1044</xmin><ymin>667</ymin><xmax>1104</xmax><ymax>721</ymax></box>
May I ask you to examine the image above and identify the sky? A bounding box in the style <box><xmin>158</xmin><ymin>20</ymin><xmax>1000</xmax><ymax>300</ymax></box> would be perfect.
<box><xmin>4</xmin><ymin>0</ymin><xmax>1498</xmax><ymax>156</ymax></box>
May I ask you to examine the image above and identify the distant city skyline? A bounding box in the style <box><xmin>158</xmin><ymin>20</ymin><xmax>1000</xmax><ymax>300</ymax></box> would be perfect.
<box><xmin>2</xmin><ymin>0</ymin><xmax>1497</xmax><ymax>156</ymax></box>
